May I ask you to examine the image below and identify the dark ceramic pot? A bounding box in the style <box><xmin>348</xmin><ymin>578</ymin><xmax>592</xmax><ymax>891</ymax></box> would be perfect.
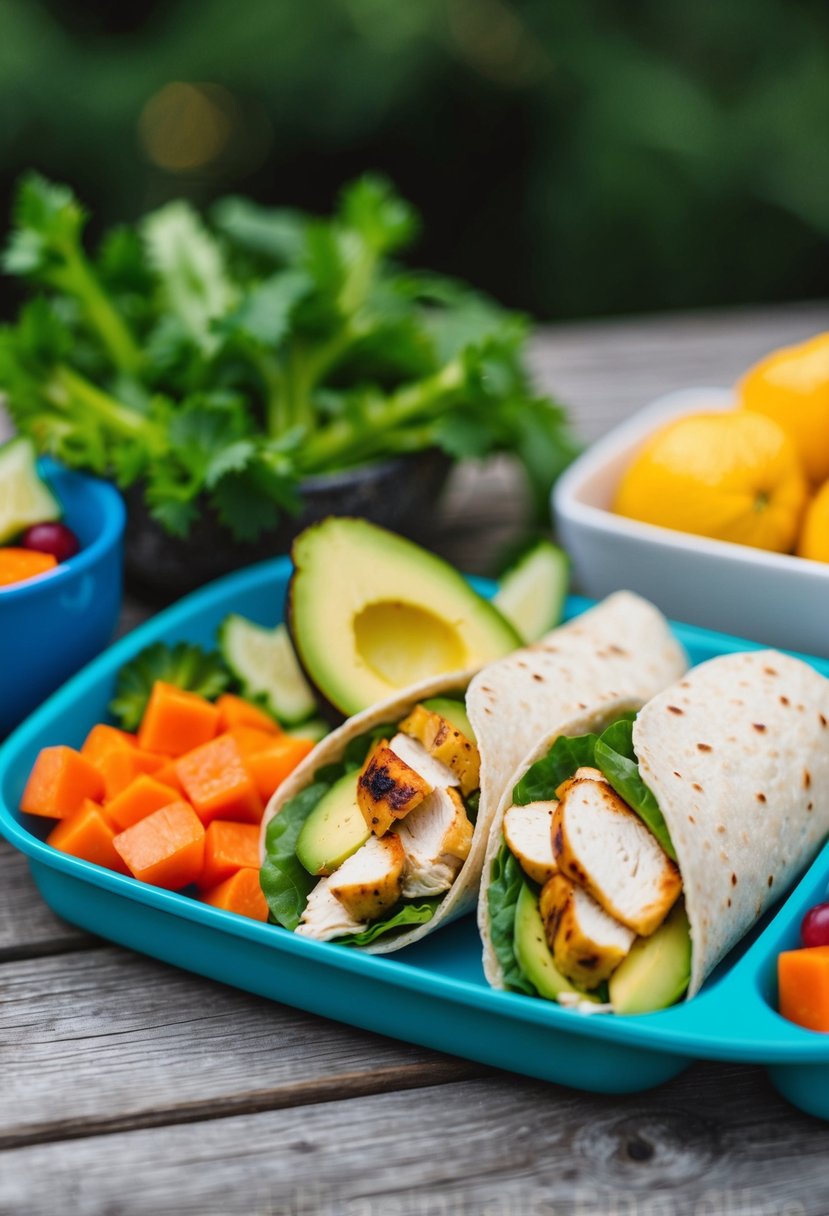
<box><xmin>123</xmin><ymin>449</ymin><xmax>454</xmax><ymax>602</ymax></box>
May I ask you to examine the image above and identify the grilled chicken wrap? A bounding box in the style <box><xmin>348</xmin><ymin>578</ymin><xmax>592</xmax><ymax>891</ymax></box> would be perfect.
<box><xmin>481</xmin><ymin>649</ymin><xmax>829</xmax><ymax>1011</ymax></box>
<box><xmin>258</xmin><ymin>591</ymin><xmax>687</xmax><ymax>953</ymax></box>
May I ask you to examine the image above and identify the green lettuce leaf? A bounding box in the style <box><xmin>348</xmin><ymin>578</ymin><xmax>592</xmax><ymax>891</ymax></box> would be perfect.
<box><xmin>512</xmin><ymin>733</ymin><xmax>599</xmax><ymax>804</ymax></box>
<box><xmin>260</xmin><ymin>782</ymin><xmax>329</xmax><ymax>930</ymax></box>
<box><xmin>109</xmin><ymin>641</ymin><xmax>231</xmax><ymax>731</ymax></box>
<box><xmin>337</xmin><ymin>899</ymin><xmax>440</xmax><ymax>947</ymax></box>
<box><xmin>487</xmin><ymin>842</ymin><xmax>536</xmax><ymax>996</ymax></box>
<box><xmin>593</xmin><ymin>719</ymin><xmax>676</xmax><ymax>861</ymax></box>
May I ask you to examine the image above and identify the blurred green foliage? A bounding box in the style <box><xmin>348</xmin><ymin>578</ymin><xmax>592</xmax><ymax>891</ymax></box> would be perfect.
<box><xmin>0</xmin><ymin>0</ymin><xmax>826</xmax><ymax>320</ymax></box>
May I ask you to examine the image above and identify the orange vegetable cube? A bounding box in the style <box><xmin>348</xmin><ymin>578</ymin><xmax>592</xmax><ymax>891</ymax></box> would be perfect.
<box><xmin>228</xmin><ymin>725</ymin><xmax>280</xmax><ymax>757</ymax></box>
<box><xmin>0</xmin><ymin>548</ymin><xmax>57</xmax><ymax>586</ymax></box>
<box><xmin>154</xmin><ymin>760</ymin><xmax>185</xmax><ymax>795</ymax></box>
<box><xmin>113</xmin><ymin>801</ymin><xmax>205</xmax><ymax>889</ymax></box>
<box><xmin>20</xmin><ymin>746</ymin><xmax>105</xmax><ymax>819</ymax></box>
<box><xmin>245</xmin><ymin>736</ymin><xmax>316</xmax><ymax>803</ymax></box>
<box><xmin>779</xmin><ymin>946</ymin><xmax>829</xmax><ymax>1032</ymax></box>
<box><xmin>198</xmin><ymin>820</ymin><xmax>261</xmax><ymax>890</ymax></box>
<box><xmin>47</xmin><ymin>799</ymin><xmax>129</xmax><ymax>873</ymax></box>
<box><xmin>201</xmin><ymin>867</ymin><xmax>269</xmax><ymax>922</ymax></box>
<box><xmin>81</xmin><ymin>724</ymin><xmax>138</xmax><ymax>764</ymax></box>
<box><xmin>175</xmin><ymin>732</ymin><xmax>263</xmax><ymax>826</ymax></box>
<box><xmin>98</xmin><ymin>746</ymin><xmax>165</xmax><ymax>801</ymax></box>
<box><xmin>137</xmin><ymin>681</ymin><xmax>220</xmax><ymax>756</ymax></box>
<box><xmin>216</xmin><ymin>694</ymin><xmax>280</xmax><ymax>736</ymax></box>
<box><xmin>105</xmin><ymin>774</ymin><xmax>181</xmax><ymax>831</ymax></box>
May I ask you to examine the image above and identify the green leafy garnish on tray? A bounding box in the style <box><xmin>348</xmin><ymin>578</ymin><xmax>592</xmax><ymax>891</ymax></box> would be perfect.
<box><xmin>0</xmin><ymin>172</ymin><xmax>575</xmax><ymax>540</ymax></box>
<box><xmin>110</xmin><ymin>641</ymin><xmax>230</xmax><ymax>731</ymax></box>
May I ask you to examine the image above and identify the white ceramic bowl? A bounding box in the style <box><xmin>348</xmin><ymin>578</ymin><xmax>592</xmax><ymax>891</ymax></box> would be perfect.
<box><xmin>553</xmin><ymin>387</ymin><xmax>829</xmax><ymax>657</ymax></box>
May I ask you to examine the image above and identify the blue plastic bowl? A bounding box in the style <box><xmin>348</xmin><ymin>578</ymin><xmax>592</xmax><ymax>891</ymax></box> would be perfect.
<box><xmin>0</xmin><ymin>457</ymin><xmax>125</xmax><ymax>736</ymax></box>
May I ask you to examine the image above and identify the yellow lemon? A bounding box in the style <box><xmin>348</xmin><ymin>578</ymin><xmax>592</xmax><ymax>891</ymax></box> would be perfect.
<box><xmin>614</xmin><ymin>411</ymin><xmax>807</xmax><ymax>552</ymax></box>
<box><xmin>797</xmin><ymin>480</ymin><xmax>829</xmax><ymax>562</ymax></box>
<box><xmin>738</xmin><ymin>331</ymin><xmax>829</xmax><ymax>484</ymax></box>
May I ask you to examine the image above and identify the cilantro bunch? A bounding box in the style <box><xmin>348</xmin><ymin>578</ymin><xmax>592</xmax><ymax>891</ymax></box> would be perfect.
<box><xmin>0</xmin><ymin>173</ymin><xmax>575</xmax><ymax>540</ymax></box>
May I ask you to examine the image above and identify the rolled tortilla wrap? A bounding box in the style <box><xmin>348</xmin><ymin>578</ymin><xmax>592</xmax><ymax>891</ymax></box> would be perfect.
<box><xmin>480</xmin><ymin>648</ymin><xmax>829</xmax><ymax>1002</ymax></box>
<box><xmin>259</xmin><ymin>591</ymin><xmax>688</xmax><ymax>953</ymax></box>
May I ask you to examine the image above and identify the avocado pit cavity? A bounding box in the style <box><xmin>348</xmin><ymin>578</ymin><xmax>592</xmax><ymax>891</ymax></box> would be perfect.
<box><xmin>353</xmin><ymin>601</ymin><xmax>467</xmax><ymax>686</ymax></box>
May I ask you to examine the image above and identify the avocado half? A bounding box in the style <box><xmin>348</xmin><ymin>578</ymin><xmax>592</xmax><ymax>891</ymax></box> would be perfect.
<box><xmin>288</xmin><ymin>517</ymin><xmax>522</xmax><ymax>718</ymax></box>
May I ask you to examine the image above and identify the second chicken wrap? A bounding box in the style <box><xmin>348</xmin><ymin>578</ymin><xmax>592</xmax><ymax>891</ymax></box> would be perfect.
<box><xmin>259</xmin><ymin>591</ymin><xmax>688</xmax><ymax>953</ymax></box>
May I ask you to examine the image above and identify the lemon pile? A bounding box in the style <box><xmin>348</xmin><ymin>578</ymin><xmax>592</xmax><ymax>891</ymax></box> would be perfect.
<box><xmin>614</xmin><ymin>332</ymin><xmax>829</xmax><ymax>562</ymax></box>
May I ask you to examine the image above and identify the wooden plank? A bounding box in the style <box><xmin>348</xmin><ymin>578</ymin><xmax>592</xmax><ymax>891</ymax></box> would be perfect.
<box><xmin>0</xmin><ymin>839</ymin><xmax>91</xmax><ymax>959</ymax></box>
<box><xmin>2</xmin><ymin>1066</ymin><xmax>828</xmax><ymax>1215</ymax></box>
<box><xmin>0</xmin><ymin>946</ymin><xmax>482</xmax><ymax>1148</ymax></box>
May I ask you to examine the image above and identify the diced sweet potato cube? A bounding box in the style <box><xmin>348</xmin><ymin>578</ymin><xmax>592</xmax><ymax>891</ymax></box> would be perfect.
<box><xmin>245</xmin><ymin>736</ymin><xmax>316</xmax><ymax>803</ymax></box>
<box><xmin>175</xmin><ymin>732</ymin><xmax>263</xmax><ymax>826</ymax></box>
<box><xmin>779</xmin><ymin>946</ymin><xmax>829</xmax><ymax>1032</ymax></box>
<box><xmin>113</xmin><ymin>801</ymin><xmax>205</xmax><ymax>889</ymax></box>
<box><xmin>81</xmin><ymin>724</ymin><xmax>138</xmax><ymax>764</ymax></box>
<box><xmin>20</xmin><ymin>746</ymin><xmax>105</xmax><ymax>819</ymax></box>
<box><xmin>228</xmin><ymin>726</ymin><xmax>280</xmax><ymax>757</ymax></box>
<box><xmin>216</xmin><ymin>694</ymin><xmax>280</xmax><ymax>736</ymax></box>
<box><xmin>105</xmin><ymin>774</ymin><xmax>181</xmax><ymax>831</ymax></box>
<box><xmin>97</xmin><ymin>746</ymin><xmax>165</xmax><ymax>801</ymax></box>
<box><xmin>47</xmin><ymin>799</ymin><xmax>129</xmax><ymax>873</ymax></box>
<box><xmin>201</xmin><ymin>867</ymin><xmax>269</xmax><ymax>921</ymax></box>
<box><xmin>198</xmin><ymin>820</ymin><xmax>261</xmax><ymax>890</ymax></box>
<box><xmin>137</xmin><ymin>681</ymin><xmax>220</xmax><ymax>756</ymax></box>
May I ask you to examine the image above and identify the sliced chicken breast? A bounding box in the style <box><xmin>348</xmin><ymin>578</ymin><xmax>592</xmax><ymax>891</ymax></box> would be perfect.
<box><xmin>296</xmin><ymin>876</ymin><xmax>368</xmax><ymax>941</ymax></box>
<box><xmin>398</xmin><ymin>705</ymin><xmax>480</xmax><ymax>795</ymax></box>
<box><xmin>503</xmin><ymin>801</ymin><xmax>558</xmax><ymax>885</ymax></box>
<box><xmin>396</xmin><ymin>786</ymin><xmax>472</xmax><ymax>898</ymax></box>
<box><xmin>388</xmin><ymin>733</ymin><xmax>460</xmax><ymax>790</ymax></box>
<box><xmin>555</xmin><ymin>766</ymin><xmax>609</xmax><ymax>801</ymax></box>
<box><xmin>540</xmin><ymin>873</ymin><xmax>634</xmax><ymax>987</ymax></box>
<box><xmin>553</xmin><ymin>777</ymin><xmax>682</xmax><ymax>936</ymax></box>
<box><xmin>328</xmin><ymin>834</ymin><xmax>405</xmax><ymax>922</ymax></box>
<box><xmin>357</xmin><ymin>739</ymin><xmax>433</xmax><ymax>835</ymax></box>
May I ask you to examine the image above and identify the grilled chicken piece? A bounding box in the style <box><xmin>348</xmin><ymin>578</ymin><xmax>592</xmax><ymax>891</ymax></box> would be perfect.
<box><xmin>396</xmin><ymin>786</ymin><xmax>472</xmax><ymax>898</ymax></box>
<box><xmin>357</xmin><ymin>739</ymin><xmax>433</xmax><ymax>836</ymax></box>
<box><xmin>295</xmin><ymin>876</ymin><xmax>368</xmax><ymax>941</ymax></box>
<box><xmin>555</xmin><ymin>766</ymin><xmax>609</xmax><ymax>801</ymax></box>
<box><xmin>540</xmin><ymin>873</ymin><xmax>634</xmax><ymax>987</ymax></box>
<box><xmin>328</xmin><ymin>834</ymin><xmax>405</xmax><ymax>922</ymax></box>
<box><xmin>388</xmin><ymin>732</ymin><xmax>460</xmax><ymax>790</ymax></box>
<box><xmin>503</xmin><ymin>801</ymin><xmax>558</xmax><ymax>885</ymax></box>
<box><xmin>398</xmin><ymin>705</ymin><xmax>480</xmax><ymax>795</ymax></box>
<box><xmin>553</xmin><ymin>777</ymin><xmax>682</xmax><ymax>936</ymax></box>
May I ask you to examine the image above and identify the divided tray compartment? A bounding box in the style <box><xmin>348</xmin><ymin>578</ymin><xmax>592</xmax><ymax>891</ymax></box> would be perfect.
<box><xmin>2</xmin><ymin>557</ymin><xmax>829</xmax><ymax>1118</ymax></box>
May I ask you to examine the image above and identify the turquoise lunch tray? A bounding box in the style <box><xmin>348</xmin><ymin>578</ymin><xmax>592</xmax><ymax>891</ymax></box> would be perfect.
<box><xmin>2</xmin><ymin>556</ymin><xmax>829</xmax><ymax>1120</ymax></box>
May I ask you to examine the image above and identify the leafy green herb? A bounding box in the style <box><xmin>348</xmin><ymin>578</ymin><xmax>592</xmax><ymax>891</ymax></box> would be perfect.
<box><xmin>337</xmin><ymin>899</ymin><xmax>440</xmax><ymax>946</ymax></box>
<box><xmin>487</xmin><ymin>842</ymin><xmax>537</xmax><ymax>996</ymax></box>
<box><xmin>260</xmin><ymin>782</ymin><xmax>330</xmax><ymax>930</ymax></box>
<box><xmin>0</xmin><ymin>172</ymin><xmax>575</xmax><ymax>540</ymax></box>
<box><xmin>109</xmin><ymin>641</ymin><xmax>231</xmax><ymax>731</ymax></box>
<box><xmin>341</xmin><ymin>723</ymin><xmax>397</xmax><ymax>773</ymax></box>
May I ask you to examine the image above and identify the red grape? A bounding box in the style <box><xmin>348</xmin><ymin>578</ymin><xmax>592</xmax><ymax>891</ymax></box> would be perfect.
<box><xmin>21</xmin><ymin>521</ymin><xmax>80</xmax><ymax>563</ymax></box>
<box><xmin>801</xmin><ymin>902</ymin><xmax>829</xmax><ymax>948</ymax></box>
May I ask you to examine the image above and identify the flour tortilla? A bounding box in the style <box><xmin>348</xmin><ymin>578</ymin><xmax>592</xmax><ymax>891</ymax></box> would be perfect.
<box><xmin>260</xmin><ymin>591</ymin><xmax>688</xmax><ymax>953</ymax></box>
<box><xmin>480</xmin><ymin>648</ymin><xmax>829</xmax><ymax>1000</ymax></box>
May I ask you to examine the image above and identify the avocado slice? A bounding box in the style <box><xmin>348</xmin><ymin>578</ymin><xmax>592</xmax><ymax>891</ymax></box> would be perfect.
<box><xmin>608</xmin><ymin>900</ymin><xmax>692</xmax><ymax>1015</ymax></box>
<box><xmin>513</xmin><ymin>881</ymin><xmax>580</xmax><ymax>1000</ymax></box>
<box><xmin>421</xmin><ymin>697</ymin><xmax>476</xmax><ymax>743</ymax></box>
<box><xmin>295</xmin><ymin>771</ymin><xmax>370</xmax><ymax>876</ymax></box>
<box><xmin>289</xmin><ymin>518</ymin><xmax>521</xmax><ymax>718</ymax></box>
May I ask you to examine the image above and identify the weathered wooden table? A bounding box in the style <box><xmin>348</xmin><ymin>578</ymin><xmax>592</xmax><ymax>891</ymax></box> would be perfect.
<box><xmin>3</xmin><ymin>304</ymin><xmax>829</xmax><ymax>1216</ymax></box>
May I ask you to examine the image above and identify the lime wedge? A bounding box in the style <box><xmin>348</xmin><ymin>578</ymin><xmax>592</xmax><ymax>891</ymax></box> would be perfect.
<box><xmin>0</xmin><ymin>437</ymin><xmax>61</xmax><ymax>545</ymax></box>
<box><xmin>219</xmin><ymin>614</ymin><xmax>316</xmax><ymax>725</ymax></box>
<box><xmin>493</xmin><ymin>540</ymin><xmax>569</xmax><ymax>643</ymax></box>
